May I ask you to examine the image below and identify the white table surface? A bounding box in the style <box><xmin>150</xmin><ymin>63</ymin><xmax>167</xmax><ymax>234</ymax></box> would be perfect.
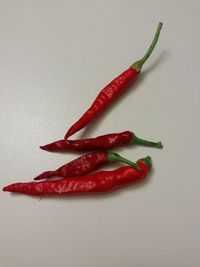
<box><xmin>1</xmin><ymin>1</ymin><xmax>200</xmax><ymax>266</ymax></box>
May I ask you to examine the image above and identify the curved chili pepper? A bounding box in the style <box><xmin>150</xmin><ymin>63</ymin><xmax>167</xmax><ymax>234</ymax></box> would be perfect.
<box><xmin>40</xmin><ymin>131</ymin><xmax>162</xmax><ymax>152</ymax></box>
<box><xmin>64</xmin><ymin>23</ymin><xmax>162</xmax><ymax>140</ymax></box>
<box><xmin>33</xmin><ymin>151</ymin><xmax>140</xmax><ymax>181</ymax></box>
<box><xmin>3</xmin><ymin>157</ymin><xmax>152</xmax><ymax>196</ymax></box>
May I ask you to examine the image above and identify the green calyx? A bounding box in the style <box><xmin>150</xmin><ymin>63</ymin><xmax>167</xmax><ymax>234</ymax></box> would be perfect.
<box><xmin>140</xmin><ymin>156</ymin><xmax>152</xmax><ymax>168</ymax></box>
<box><xmin>107</xmin><ymin>152</ymin><xmax>140</xmax><ymax>170</ymax></box>
<box><xmin>131</xmin><ymin>134</ymin><xmax>163</xmax><ymax>149</ymax></box>
<box><xmin>131</xmin><ymin>22</ymin><xmax>163</xmax><ymax>72</ymax></box>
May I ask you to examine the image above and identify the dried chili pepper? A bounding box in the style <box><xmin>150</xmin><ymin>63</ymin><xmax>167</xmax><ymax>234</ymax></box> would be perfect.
<box><xmin>3</xmin><ymin>156</ymin><xmax>151</xmax><ymax>196</ymax></box>
<box><xmin>64</xmin><ymin>23</ymin><xmax>162</xmax><ymax>140</ymax></box>
<box><xmin>33</xmin><ymin>151</ymin><xmax>140</xmax><ymax>181</ymax></box>
<box><xmin>40</xmin><ymin>131</ymin><xmax>162</xmax><ymax>152</ymax></box>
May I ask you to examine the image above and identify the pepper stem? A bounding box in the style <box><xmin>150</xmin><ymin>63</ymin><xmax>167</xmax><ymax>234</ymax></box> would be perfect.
<box><xmin>131</xmin><ymin>135</ymin><xmax>163</xmax><ymax>149</ymax></box>
<box><xmin>139</xmin><ymin>156</ymin><xmax>152</xmax><ymax>169</ymax></box>
<box><xmin>131</xmin><ymin>22</ymin><xmax>163</xmax><ymax>72</ymax></box>
<box><xmin>107</xmin><ymin>152</ymin><xmax>140</xmax><ymax>170</ymax></box>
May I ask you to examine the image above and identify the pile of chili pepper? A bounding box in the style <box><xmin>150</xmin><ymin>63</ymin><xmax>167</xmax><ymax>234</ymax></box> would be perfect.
<box><xmin>3</xmin><ymin>22</ymin><xmax>163</xmax><ymax>196</ymax></box>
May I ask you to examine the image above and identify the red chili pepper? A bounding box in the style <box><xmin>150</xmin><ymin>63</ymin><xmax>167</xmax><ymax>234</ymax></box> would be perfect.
<box><xmin>3</xmin><ymin>157</ymin><xmax>151</xmax><ymax>196</ymax></box>
<box><xmin>64</xmin><ymin>23</ymin><xmax>162</xmax><ymax>140</ymax></box>
<box><xmin>40</xmin><ymin>131</ymin><xmax>162</xmax><ymax>152</ymax></box>
<box><xmin>33</xmin><ymin>151</ymin><xmax>140</xmax><ymax>181</ymax></box>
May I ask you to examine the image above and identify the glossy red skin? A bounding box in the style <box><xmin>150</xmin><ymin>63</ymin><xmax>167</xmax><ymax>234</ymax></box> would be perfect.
<box><xmin>65</xmin><ymin>67</ymin><xmax>138</xmax><ymax>139</ymax></box>
<box><xmin>34</xmin><ymin>151</ymin><xmax>108</xmax><ymax>181</ymax></box>
<box><xmin>40</xmin><ymin>131</ymin><xmax>133</xmax><ymax>152</ymax></box>
<box><xmin>3</xmin><ymin>160</ymin><xmax>149</xmax><ymax>196</ymax></box>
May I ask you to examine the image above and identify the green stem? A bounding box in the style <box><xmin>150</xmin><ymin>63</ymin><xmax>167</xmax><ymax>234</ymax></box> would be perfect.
<box><xmin>140</xmin><ymin>156</ymin><xmax>152</xmax><ymax>169</ymax></box>
<box><xmin>108</xmin><ymin>152</ymin><xmax>140</xmax><ymax>170</ymax></box>
<box><xmin>131</xmin><ymin>22</ymin><xmax>163</xmax><ymax>72</ymax></box>
<box><xmin>131</xmin><ymin>135</ymin><xmax>163</xmax><ymax>148</ymax></box>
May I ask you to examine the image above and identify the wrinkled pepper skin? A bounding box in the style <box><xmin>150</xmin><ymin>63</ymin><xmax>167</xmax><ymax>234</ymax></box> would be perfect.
<box><xmin>34</xmin><ymin>151</ymin><xmax>108</xmax><ymax>180</ymax></box>
<box><xmin>41</xmin><ymin>131</ymin><xmax>133</xmax><ymax>152</ymax></box>
<box><xmin>3</xmin><ymin>159</ymin><xmax>151</xmax><ymax>196</ymax></box>
<box><xmin>65</xmin><ymin>68</ymin><xmax>138</xmax><ymax>139</ymax></box>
